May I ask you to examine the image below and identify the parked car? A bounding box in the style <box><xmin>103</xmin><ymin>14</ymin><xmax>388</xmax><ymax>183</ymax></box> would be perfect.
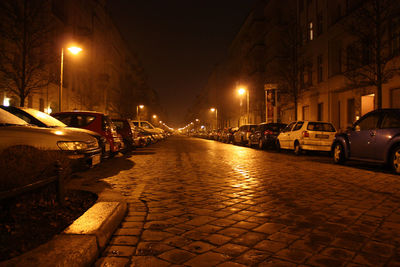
<box><xmin>277</xmin><ymin>121</ymin><xmax>336</xmax><ymax>155</ymax></box>
<box><xmin>136</xmin><ymin>126</ymin><xmax>156</xmax><ymax>146</ymax></box>
<box><xmin>248</xmin><ymin>122</ymin><xmax>287</xmax><ymax>149</ymax></box>
<box><xmin>232</xmin><ymin>124</ymin><xmax>258</xmax><ymax>145</ymax></box>
<box><xmin>112</xmin><ymin>118</ymin><xmax>138</xmax><ymax>153</ymax></box>
<box><xmin>0</xmin><ymin>108</ymin><xmax>101</xmax><ymax>168</ymax></box>
<box><xmin>131</xmin><ymin>121</ymin><xmax>165</xmax><ymax>140</ymax></box>
<box><xmin>52</xmin><ymin>111</ymin><xmax>123</xmax><ymax>157</ymax></box>
<box><xmin>0</xmin><ymin>105</ymin><xmax>108</xmax><ymax>159</ymax></box>
<box><xmin>332</xmin><ymin>109</ymin><xmax>400</xmax><ymax>174</ymax></box>
<box><xmin>220</xmin><ymin>127</ymin><xmax>236</xmax><ymax>143</ymax></box>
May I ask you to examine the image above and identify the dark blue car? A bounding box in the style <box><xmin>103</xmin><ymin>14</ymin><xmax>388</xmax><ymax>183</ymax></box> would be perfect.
<box><xmin>332</xmin><ymin>109</ymin><xmax>400</xmax><ymax>174</ymax></box>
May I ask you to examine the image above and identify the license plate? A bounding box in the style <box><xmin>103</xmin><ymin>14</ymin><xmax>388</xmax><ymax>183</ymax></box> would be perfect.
<box><xmin>92</xmin><ymin>154</ymin><xmax>101</xmax><ymax>166</ymax></box>
<box><xmin>316</xmin><ymin>134</ymin><xmax>329</xmax><ymax>139</ymax></box>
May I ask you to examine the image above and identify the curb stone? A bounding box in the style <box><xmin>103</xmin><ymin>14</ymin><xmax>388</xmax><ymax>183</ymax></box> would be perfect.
<box><xmin>1</xmin><ymin>201</ymin><xmax>127</xmax><ymax>267</ymax></box>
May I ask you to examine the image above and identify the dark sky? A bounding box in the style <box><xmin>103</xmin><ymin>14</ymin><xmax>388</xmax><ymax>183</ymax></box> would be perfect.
<box><xmin>108</xmin><ymin>1</ymin><xmax>257</xmax><ymax>127</ymax></box>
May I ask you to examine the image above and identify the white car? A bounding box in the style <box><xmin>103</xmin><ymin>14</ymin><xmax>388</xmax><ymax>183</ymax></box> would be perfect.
<box><xmin>131</xmin><ymin>121</ymin><xmax>165</xmax><ymax>140</ymax></box>
<box><xmin>277</xmin><ymin>121</ymin><xmax>336</xmax><ymax>155</ymax></box>
<box><xmin>0</xmin><ymin>109</ymin><xmax>101</xmax><ymax>167</ymax></box>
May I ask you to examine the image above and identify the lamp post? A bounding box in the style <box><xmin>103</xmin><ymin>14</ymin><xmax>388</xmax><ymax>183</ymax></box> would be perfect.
<box><xmin>137</xmin><ymin>105</ymin><xmax>144</xmax><ymax>126</ymax></box>
<box><xmin>59</xmin><ymin>46</ymin><xmax>82</xmax><ymax>112</ymax></box>
<box><xmin>210</xmin><ymin>108</ymin><xmax>218</xmax><ymax>129</ymax></box>
<box><xmin>238</xmin><ymin>87</ymin><xmax>250</xmax><ymax>124</ymax></box>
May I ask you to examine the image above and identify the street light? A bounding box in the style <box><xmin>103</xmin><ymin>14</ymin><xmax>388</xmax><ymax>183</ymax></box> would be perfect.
<box><xmin>210</xmin><ymin>108</ymin><xmax>218</xmax><ymax>129</ymax></box>
<box><xmin>59</xmin><ymin>46</ymin><xmax>82</xmax><ymax>111</ymax></box>
<box><xmin>237</xmin><ymin>87</ymin><xmax>250</xmax><ymax>124</ymax></box>
<box><xmin>137</xmin><ymin>105</ymin><xmax>144</xmax><ymax>126</ymax></box>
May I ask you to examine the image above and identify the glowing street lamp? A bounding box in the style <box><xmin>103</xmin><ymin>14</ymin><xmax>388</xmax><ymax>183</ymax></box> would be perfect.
<box><xmin>237</xmin><ymin>87</ymin><xmax>250</xmax><ymax>124</ymax></box>
<box><xmin>137</xmin><ymin>105</ymin><xmax>144</xmax><ymax>125</ymax></box>
<box><xmin>152</xmin><ymin>114</ymin><xmax>157</xmax><ymax>119</ymax></box>
<box><xmin>210</xmin><ymin>108</ymin><xmax>218</xmax><ymax>129</ymax></box>
<box><xmin>59</xmin><ymin>46</ymin><xmax>82</xmax><ymax>111</ymax></box>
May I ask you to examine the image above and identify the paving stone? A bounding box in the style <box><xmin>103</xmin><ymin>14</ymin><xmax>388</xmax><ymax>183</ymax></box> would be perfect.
<box><xmin>113</xmin><ymin>228</ymin><xmax>141</xmax><ymax>236</ymax></box>
<box><xmin>234</xmin><ymin>249</ymin><xmax>271</xmax><ymax>266</ymax></box>
<box><xmin>254</xmin><ymin>240</ymin><xmax>288</xmax><ymax>253</ymax></box>
<box><xmin>216</xmin><ymin>261</ymin><xmax>247</xmax><ymax>267</ymax></box>
<box><xmin>218</xmin><ymin>227</ymin><xmax>248</xmax><ymax>238</ymax></box>
<box><xmin>184</xmin><ymin>251</ymin><xmax>229</xmax><ymax>267</ymax></box>
<box><xmin>258</xmin><ymin>258</ymin><xmax>297</xmax><ymax>267</ymax></box>
<box><xmin>320</xmin><ymin>247</ymin><xmax>355</xmax><ymax>261</ymax></box>
<box><xmin>204</xmin><ymin>234</ymin><xmax>232</xmax><ymax>245</ymax></box>
<box><xmin>109</xmin><ymin>236</ymin><xmax>139</xmax><ymax>246</ymax></box>
<box><xmin>275</xmin><ymin>249</ymin><xmax>312</xmax><ymax>264</ymax></box>
<box><xmin>102</xmin><ymin>245</ymin><xmax>135</xmax><ymax>257</ymax></box>
<box><xmin>254</xmin><ymin>223</ymin><xmax>286</xmax><ymax>234</ymax></box>
<box><xmin>183</xmin><ymin>241</ymin><xmax>216</xmax><ymax>253</ymax></box>
<box><xmin>232</xmin><ymin>231</ymin><xmax>267</xmax><ymax>247</ymax></box>
<box><xmin>130</xmin><ymin>256</ymin><xmax>170</xmax><ymax>267</ymax></box>
<box><xmin>136</xmin><ymin>242</ymin><xmax>174</xmax><ymax>256</ymax></box>
<box><xmin>306</xmin><ymin>255</ymin><xmax>346</xmax><ymax>267</ymax></box>
<box><xmin>158</xmin><ymin>248</ymin><xmax>196</xmax><ymax>264</ymax></box>
<box><xmin>141</xmin><ymin>230</ymin><xmax>173</xmax><ymax>241</ymax></box>
<box><xmin>95</xmin><ymin>257</ymin><xmax>130</xmax><ymax>267</ymax></box>
<box><xmin>214</xmin><ymin>243</ymin><xmax>249</xmax><ymax>257</ymax></box>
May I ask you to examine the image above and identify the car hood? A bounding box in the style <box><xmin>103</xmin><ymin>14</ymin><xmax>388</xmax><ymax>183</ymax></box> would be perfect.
<box><xmin>0</xmin><ymin>125</ymin><xmax>97</xmax><ymax>151</ymax></box>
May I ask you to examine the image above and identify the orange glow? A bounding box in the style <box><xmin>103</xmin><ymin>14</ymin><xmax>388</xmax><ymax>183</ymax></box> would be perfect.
<box><xmin>67</xmin><ymin>46</ymin><xmax>82</xmax><ymax>55</ymax></box>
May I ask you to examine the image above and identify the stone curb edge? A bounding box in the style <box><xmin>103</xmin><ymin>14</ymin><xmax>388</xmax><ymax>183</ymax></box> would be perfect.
<box><xmin>1</xmin><ymin>201</ymin><xmax>127</xmax><ymax>267</ymax></box>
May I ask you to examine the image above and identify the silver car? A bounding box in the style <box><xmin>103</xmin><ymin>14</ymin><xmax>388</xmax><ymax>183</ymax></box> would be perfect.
<box><xmin>0</xmin><ymin>109</ymin><xmax>101</xmax><ymax>167</ymax></box>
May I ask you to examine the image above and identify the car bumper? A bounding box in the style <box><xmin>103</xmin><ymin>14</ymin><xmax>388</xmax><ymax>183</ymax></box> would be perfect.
<box><xmin>65</xmin><ymin>147</ymin><xmax>102</xmax><ymax>168</ymax></box>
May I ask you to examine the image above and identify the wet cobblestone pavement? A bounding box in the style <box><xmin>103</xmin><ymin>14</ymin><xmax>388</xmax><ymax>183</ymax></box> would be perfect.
<box><xmin>91</xmin><ymin>135</ymin><xmax>400</xmax><ymax>266</ymax></box>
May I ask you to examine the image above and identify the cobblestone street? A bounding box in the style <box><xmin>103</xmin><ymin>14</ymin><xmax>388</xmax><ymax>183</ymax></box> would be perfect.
<box><xmin>80</xmin><ymin>135</ymin><xmax>400</xmax><ymax>266</ymax></box>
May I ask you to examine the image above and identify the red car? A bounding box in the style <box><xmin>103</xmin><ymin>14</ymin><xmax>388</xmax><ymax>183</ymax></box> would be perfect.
<box><xmin>52</xmin><ymin>111</ymin><xmax>123</xmax><ymax>157</ymax></box>
<box><xmin>112</xmin><ymin>118</ymin><xmax>139</xmax><ymax>153</ymax></box>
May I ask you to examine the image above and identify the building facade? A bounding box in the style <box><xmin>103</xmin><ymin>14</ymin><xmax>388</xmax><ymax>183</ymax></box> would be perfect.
<box><xmin>188</xmin><ymin>0</ymin><xmax>400</xmax><ymax>130</ymax></box>
<box><xmin>0</xmin><ymin>0</ymin><xmax>159</xmax><ymax>119</ymax></box>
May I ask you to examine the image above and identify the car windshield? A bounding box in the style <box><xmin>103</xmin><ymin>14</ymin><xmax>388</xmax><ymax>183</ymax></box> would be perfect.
<box><xmin>0</xmin><ymin>108</ymin><xmax>28</xmax><ymax>125</ymax></box>
<box><xmin>23</xmin><ymin>108</ymin><xmax>66</xmax><ymax>127</ymax></box>
<box><xmin>307</xmin><ymin>122</ymin><xmax>336</xmax><ymax>132</ymax></box>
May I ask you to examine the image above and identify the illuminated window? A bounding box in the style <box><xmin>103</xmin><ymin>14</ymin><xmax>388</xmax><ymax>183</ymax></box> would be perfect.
<box><xmin>308</xmin><ymin>22</ymin><xmax>313</xmax><ymax>41</ymax></box>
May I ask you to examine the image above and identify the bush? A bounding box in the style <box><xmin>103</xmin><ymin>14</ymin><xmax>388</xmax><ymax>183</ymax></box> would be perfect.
<box><xmin>0</xmin><ymin>146</ymin><xmax>71</xmax><ymax>192</ymax></box>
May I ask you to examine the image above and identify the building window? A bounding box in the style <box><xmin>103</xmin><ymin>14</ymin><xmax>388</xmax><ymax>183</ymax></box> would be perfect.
<box><xmin>318</xmin><ymin>102</ymin><xmax>324</xmax><ymax>121</ymax></box>
<box><xmin>317</xmin><ymin>55</ymin><xmax>323</xmax><ymax>83</ymax></box>
<box><xmin>308</xmin><ymin>22</ymin><xmax>314</xmax><ymax>41</ymax></box>
<box><xmin>347</xmin><ymin>98</ymin><xmax>355</xmax><ymax>125</ymax></box>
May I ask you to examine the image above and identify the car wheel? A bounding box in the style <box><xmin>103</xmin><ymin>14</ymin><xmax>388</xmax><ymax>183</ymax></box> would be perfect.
<box><xmin>276</xmin><ymin>140</ymin><xmax>281</xmax><ymax>152</ymax></box>
<box><xmin>258</xmin><ymin>139</ymin><xmax>264</xmax><ymax>150</ymax></box>
<box><xmin>333</xmin><ymin>142</ymin><xmax>345</xmax><ymax>164</ymax></box>
<box><xmin>294</xmin><ymin>141</ymin><xmax>301</xmax><ymax>155</ymax></box>
<box><xmin>391</xmin><ymin>146</ymin><xmax>400</xmax><ymax>174</ymax></box>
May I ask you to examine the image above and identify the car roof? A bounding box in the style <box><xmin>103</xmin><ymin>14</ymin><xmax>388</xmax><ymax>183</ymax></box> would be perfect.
<box><xmin>53</xmin><ymin>111</ymin><xmax>106</xmax><ymax>116</ymax></box>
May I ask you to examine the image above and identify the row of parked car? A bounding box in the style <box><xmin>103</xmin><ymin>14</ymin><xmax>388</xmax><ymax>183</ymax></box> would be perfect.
<box><xmin>191</xmin><ymin>109</ymin><xmax>400</xmax><ymax>174</ymax></box>
<box><xmin>0</xmin><ymin>106</ymin><xmax>170</xmax><ymax>169</ymax></box>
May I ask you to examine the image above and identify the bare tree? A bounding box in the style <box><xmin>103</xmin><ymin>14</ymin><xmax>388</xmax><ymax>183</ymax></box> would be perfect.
<box><xmin>342</xmin><ymin>0</ymin><xmax>400</xmax><ymax>108</ymax></box>
<box><xmin>0</xmin><ymin>0</ymin><xmax>54</xmax><ymax>107</ymax></box>
<box><xmin>272</xmin><ymin>7</ymin><xmax>303</xmax><ymax>120</ymax></box>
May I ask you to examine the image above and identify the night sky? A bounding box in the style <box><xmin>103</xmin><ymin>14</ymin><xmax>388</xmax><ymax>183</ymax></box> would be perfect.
<box><xmin>108</xmin><ymin>0</ymin><xmax>257</xmax><ymax>127</ymax></box>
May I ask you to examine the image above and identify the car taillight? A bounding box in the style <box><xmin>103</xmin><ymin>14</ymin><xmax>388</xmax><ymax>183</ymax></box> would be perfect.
<box><xmin>302</xmin><ymin>131</ymin><xmax>309</xmax><ymax>137</ymax></box>
<box><xmin>264</xmin><ymin>130</ymin><xmax>272</xmax><ymax>135</ymax></box>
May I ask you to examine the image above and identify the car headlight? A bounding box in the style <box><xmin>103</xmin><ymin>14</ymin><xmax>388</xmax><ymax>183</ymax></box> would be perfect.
<box><xmin>57</xmin><ymin>141</ymin><xmax>89</xmax><ymax>151</ymax></box>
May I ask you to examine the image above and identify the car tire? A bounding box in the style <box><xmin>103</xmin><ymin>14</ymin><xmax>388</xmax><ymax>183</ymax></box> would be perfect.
<box><xmin>276</xmin><ymin>140</ymin><xmax>281</xmax><ymax>152</ymax></box>
<box><xmin>390</xmin><ymin>145</ymin><xmax>400</xmax><ymax>174</ymax></box>
<box><xmin>294</xmin><ymin>141</ymin><xmax>301</xmax><ymax>156</ymax></box>
<box><xmin>258</xmin><ymin>139</ymin><xmax>264</xmax><ymax>150</ymax></box>
<box><xmin>333</xmin><ymin>142</ymin><xmax>345</xmax><ymax>164</ymax></box>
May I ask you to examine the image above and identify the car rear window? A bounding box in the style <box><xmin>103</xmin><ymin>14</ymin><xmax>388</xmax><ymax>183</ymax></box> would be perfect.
<box><xmin>307</xmin><ymin>122</ymin><xmax>336</xmax><ymax>132</ymax></box>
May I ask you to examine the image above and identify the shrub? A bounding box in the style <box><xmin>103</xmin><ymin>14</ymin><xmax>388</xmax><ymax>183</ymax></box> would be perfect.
<box><xmin>0</xmin><ymin>146</ymin><xmax>71</xmax><ymax>192</ymax></box>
